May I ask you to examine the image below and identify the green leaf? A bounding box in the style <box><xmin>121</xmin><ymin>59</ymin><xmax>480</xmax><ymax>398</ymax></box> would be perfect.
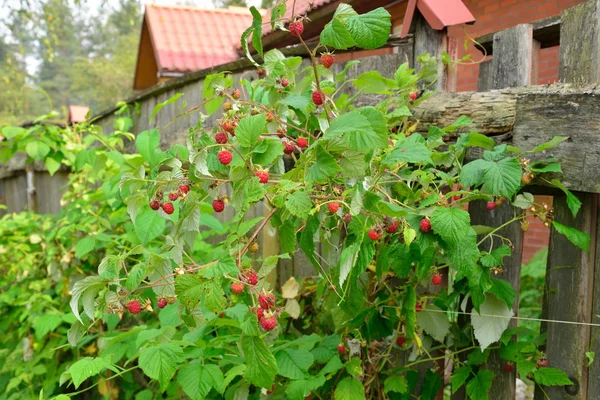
<box><xmin>236</xmin><ymin>114</ymin><xmax>267</xmax><ymax>147</ymax></box>
<box><xmin>307</xmin><ymin>146</ymin><xmax>343</xmax><ymax>183</ymax></box>
<box><xmin>150</xmin><ymin>93</ymin><xmax>182</xmax><ymax>123</ymax></box>
<box><xmin>178</xmin><ymin>361</ymin><xmax>225</xmax><ymax>399</ymax></box>
<box><xmin>464</xmin><ymin>132</ymin><xmax>496</xmax><ymax>150</ymax></box>
<box><xmin>552</xmin><ymin>220</ymin><xmax>590</xmax><ymax>252</ymax></box>
<box><xmin>199</xmin><ymin>255</ymin><xmax>237</xmax><ymax>279</ymax></box>
<box><xmin>326</xmin><ymin>108</ymin><xmax>387</xmax><ymax>152</ymax></box>
<box><xmin>45</xmin><ymin>156</ymin><xmax>61</xmax><ymax>175</ymax></box>
<box><xmin>353</xmin><ymin>71</ymin><xmax>397</xmax><ymax>94</ymax></box>
<box><xmin>242</xmin><ymin>335</ymin><xmax>278</xmax><ymax>389</ymax></box>
<box><xmin>466</xmin><ymin>370</ymin><xmax>494</xmax><ymax>400</ymax></box>
<box><xmin>550</xmin><ymin>179</ymin><xmax>582</xmax><ymax>217</ymax></box>
<box><xmin>68</xmin><ymin>320</ymin><xmax>86</xmax><ymax>347</ymax></box>
<box><xmin>203</xmin><ymin>280</ymin><xmax>226</xmax><ymax>312</ymax></box>
<box><xmin>384</xmin><ymin>376</ymin><xmax>408</xmax><ymax>394</ymax></box>
<box><xmin>339</xmin><ymin>242</ymin><xmax>360</xmax><ymax>287</ymax></box>
<box><xmin>533</xmin><ymin>367</ymin><xmax>572</xmax><ymax>386</ymax></box>
<box><xmin>125</xmin><ymin>264</ymin><xmax>147</xmax><ymax>290</ymax></box>
<box><xmin>460</xmin><ymin>159</ymin><xmax>488</xmax><ymax>187</ymax></box>
<box><xmin>75</xmin><ymin>237</ymin><xmax>96</xmax><ymax>258</ymax></box>
<box><xmin>253</xmin><ymin>139</ymin><xmax>285</xmax><ymax>166</ymax></box>
<box><xmin>26</xmin><ymin>141</ymin><xmax>50</xmax><ymax>160</ymax></box>
<box><xmin>98</xmin><ymin>255</ymin><xmax>120</xmax><ymax>279</ymax></box>
<box><xmin>512</xmin><ymin>193</ymin><xmax>535</xmax><ymax>209</ymax></box>
<box><xmin>384</xmin><ymin>141</ymin><xmax>433</xmax><ymax>165</ymax></box>
<box><xmin>483</xmin><ymin>157</ymin><xmax>522</xmax><ymax>197</ymax></box>
<box><xmin>68</xmin><ymin>357</ymin><xmax>118</xmax><ymax>389</ymax></box>
<box><xmin>339</xmin><ymin>150</ymin><xmax>365</xmax><ymax>177</ymax></box>
<box><xmin>240</xmin><ymin>7</ymin><xmax>263</xmax><ymax>65</ymax></box>
<box><xmin>276</xmin><ymin>348</ymin><xmax>315</xmax><ymax>379</ymax></box>
<box><xmin>320</xmin><ymin>17</ymin><xmax>356</xmax><ymax>50</ymax></box>
<box><xmin>139</xmin><ymin>344</ymin><xmax>184</xmax><ymax>391</ymax></box>
<box><xmin>402</xmin><ymin>287</ymin><xmax>417</xmax><ymax>338</ymax></box>
<box><xmin>430</xmin><ymin>207</ymin><xmax>471</xmax><ymax>244</ymax></box>
<box><xmin>135</xmin><ymin>210</ymin><xmax>166</xmax><ymax>246</ymax></box>
<box><xmin>421</xmin><ymin>369</ymin><xmax>443</xmax><ymax>400</ymax></box>
<box><xmin>471</xmin><ymin>295</ymin><xmax>513</xmax><ymax>351</ymax></box>
<box><xmin>586</xmin><ymin>351</ymin><xmax>595</xmax><ymax>367</ymax></box>
<box><xmin>451</xmin><ymin>365</ymin><xmax>472</xmax><ymax>394</ymax></box>
<box><xmin>334</xmin><ymin>377</ymin><xmax>366</xmax><ymax>400</ymax></box>
<box><xmin>285</xmin><ymin>191</ymin><xmax>313</xmax><ymax>219</ymax></box>
<box><xmin>270</xmin><ymin>1</ymin><xmax>286</xmax><ymax>30</ymax></box>
<box><xmin>346</xmin><ymin>8</ymin><xmax>391</xmax><ymax>49</ymax></box>
<box><xmin>530</xmin><ymin>136</ymin><xmax>569</xmax><ymax>152</ymax></box>
<box><xmin>280</xmin><ymin>220</ymin><xmax>297</xmax><ymax>253</ymax></box>
<box><xmin>417</xmin><ymin>305</ymin><xmax>450</xmax><ymax>342</ymax></box>
<box><xmin>136</xmin><ymin>129</ymin><xmax>164</xmax><ymax>169</ymax></box>
<box><xmin>175</xmin><ymin>275</ymin><xmax>204</xmax><ymax>306</ymax></box>
<box><xmin>70</xmin><ymin>276</ymin><xmax>105</xmax><ymax>323</ymax></box>
<box><xmin>33</xmin><ymin>314</ymin><xmax>63</xmax><ymax>340</ymax></box>
<box><xmin>487</xmin><ymin>278</ymin><xmax>516</xmax><ymax>309</ymax></box>
<box><xmin>244</xmin><ymin>177</ymin><xmax>267</xmax><ymax>205</ymax></box>
<box><xmin>280</xmin><ymin>93</ymin><xmax>310</xmax><ymax>110</ymax></box>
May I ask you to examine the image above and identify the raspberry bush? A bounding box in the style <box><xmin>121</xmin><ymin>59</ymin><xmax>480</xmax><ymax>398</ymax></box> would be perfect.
<box><xmin>0</xmin><ymin>2</ymin><xmax>587</xmax><ymax>399</ymax></box>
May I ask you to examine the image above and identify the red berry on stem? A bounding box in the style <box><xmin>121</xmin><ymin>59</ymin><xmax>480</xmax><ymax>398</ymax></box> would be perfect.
<box><xmin>247</xmin><ymin>271</ymin><xmax>259</xmax><ymax>286</ymax></box>
<box><xmin>232</xmin><ymin>88</ymin><xmax>241</xmax><ymax>99</ymax></box>
<box><xmin>212</xmin><ymin>199</ymin><xmax>225</xmax><ymax>213</ymax></box>
<box><xmin>281</xmin><ymin>78</ymin><xmax>289</xmax><ymax>87</ymax></box>
<box><xmin>337</xmin><ymin>343</ymin><xmax>345</xmax><ymax>355</ymax></box>
<box><xmin>410</xmin><ymin>92</ymin><xmax>418</xmax><ymax>101</ymax></box>
<box><xmin>504</xmin><ymin>363</ymin><xmax>514</xmax><ymax>372</ymax></box>
<box><xmin>223</xmin><ymin>122</ymin><xmax>234</xmax><ymax>133</ymax></box>
<box><xmin>178</xmin><ymin>185</ymin><xmax>190</xmax><ymax>194</ymax></box>
<box><xmin>149</xmin><ymin>200</ymin><xmax>161</xmax><ymax>210</ymax></box>
<box><xmin>258</xmin><ymin>292</ymin><xmax>276</xmax><ymax>309</ymax></box>
<box><xmin>231</xmin><ymin>282</ymin><xmax>245</xmax><ymax>294</ymax></box>
<box><xmin>368</xmin><ymin>229</ymin><xmax>381</xmax><ymax>241</ymax></box>
<box><xmin>537</xmin><ymin>359</ymin><xmax>548</xmax><ymax>368</ymax></box>
<box><xmin>328</xmin><ymin>202</ymin><xmax>340</xmax><ymax>214</ymax></box>
<box><xmin>267</xmin><ymin>384</ymin><xmax>275</xmax><ymax>394</ymax></box>
<box><xmin>432</xmin><ymin>274</ymin><xmax>442</xmax><ymax>286</ymax></box>
<box><xmin>127</xmin><ymin>300</ymin><xmax>141</xmax><ymax>314</ymax></box>
<box><xmin>256</xmin><ymin>170</ymin><xmax>269</xmax><ymax>184</ymax></box>
<box><xmin>157</xmin><ymin>298</ymin><xmax>167</xmax><ymax>309</ymax></box>
<box><xmin>487</xmin><ymin>201</ymin><xmax>496</xmax><ymax>210</ymax></box>
<box><xmin>289</xmin><ymin>20</ymin><xmax>304</xmax><ymax>37</ymax></box>
<box><xmin>260</xmin><ymin>316</ymin><xmax>277</xmax><ymax>331</ymax></box>
<box><xmin>320</xmin><ymin>53</ymin><xmax>334</xmax><ymax>69</ymax></box>
<box><xmin>396</xmin><ymin>336</ymin><xmax>406</xmax><ymax>346</ymax></box>
<box><xmin>297</xmin><ymin>137</ymin><xmax>308</xmax><ymax>148</ymax></box>
<box><xmin>215</xmin><ymin>132</ymin><xmax>228</xmax><ymax>144</ymax></box>
<box><xmin>386</xmin><ymin>221</ymin><xmax>399</xmax><ymax>234</ymax></box>
<box><xmin>256</xmin><ymin>307</ymin><xmax>265</xmax><ymax>320</ymax></box>
<box><xmin>162</xmin><ymin>202</ymin><xmax>175</xmax><ymax>215</ymax></box>
<box><xmin>420</xmin><ymin>219</ymin><xmax>431</xmax><ymax>233</ymax></box>
<box><xmin>312</xmin><ymin>90</ymin><xmax>325</xmax><ymax>106</ymax></box>
<box><xmin>283</xmin><ymin>141</ymin><xmax>295</xmax><ymax>155</ymax></box>
<box><xmin>416</xmin><ymin>302</ymin><xmax>423</xmax><ymax>312</ymax></box>
<box><xmin>218</xmin><ymin>150</ymin><xmax>233</xmax><ymax>165</ymax></box>
<box><xmin>168</xmin><ymin>192</ymin><xmax>179</xmax><ymax>201</ymax></box>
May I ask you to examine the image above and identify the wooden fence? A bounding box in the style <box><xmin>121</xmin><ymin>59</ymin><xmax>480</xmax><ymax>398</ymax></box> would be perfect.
<box><xmin>3</xmin><ymin>0</ymin><xmax>600</xmax><ymax>397</ymax></box>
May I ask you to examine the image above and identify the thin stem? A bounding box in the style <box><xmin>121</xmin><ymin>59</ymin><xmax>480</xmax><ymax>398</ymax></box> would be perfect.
<box><xmin>297</xmin><ymin>35</ymin><xmax>331</xmax><ymax>124</ymax></box>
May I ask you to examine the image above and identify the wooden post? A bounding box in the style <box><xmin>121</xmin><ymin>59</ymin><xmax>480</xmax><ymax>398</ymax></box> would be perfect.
<box><xmin>535</xmin><ymin>193</ymin><xmax>597</xmax><ymax>400</ymax></box>
<box><xmin>477</xmin><ymin>60</ymin><xmax>492</xmax><ymax>92</ymax></box>
<box><xmin>559</xmin><ymin>0</ymin><xmax>600</xmax><ymax>86</ymax></box>
<box><xmin>491</xmin><ymin>24</ymin><xmax>534</xmax><ymax>88</ymax></box>
<box><xmin>589</xmin><ymin>206</ymin><xmax>600</xmax><ymax>399</ymax></box>
<box><xmin>412</xmin><ymin>10</ymin><xmax>449</xmax><ymax>91</ymax></box>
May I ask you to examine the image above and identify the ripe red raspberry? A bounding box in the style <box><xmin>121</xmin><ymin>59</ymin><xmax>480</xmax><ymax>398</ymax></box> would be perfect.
<box><xmin>297</xmin><ymin>137</ymin><xmax>308</xmax><ymax>148</ymax></box>
<box><xmin>504</xmin><ymin>363</ymin><xmax>514</xmax><ymax>372</ymax></box>
<box><xmin>157</xmin><ymin>298</ymin><xmax>167</xmax><ymax>309</ymax></box>
<box><xmin>212</xmin><ymin>199</ymin><xmax>225</xmax><ymax>213</ymax></box>
<box><xmin>289</xmin><ymin>20</ymin><xmax>304</xmax><ymax>37</ymax></box>
<box><xmin>386</xmin><ymin>221</ymin><xmax>399</xmax><ymax>234</ymax></box>
<box><xmin>409</xmin><ymin>92</ymin><xmax>418</xmax><ymax>101</ymax></box>
<box><xmin>396</xmin><ymin>336</ymin><xmax>406</xmax><ymax>346</ymax></box>
<box><xmin>328</xmin><ymin>202</ymin><xmax>340</xmax><ymax>214</ymax></box>
<box><xmin>258</xmin><ymin>292</ymin><xmax>276</xmax><ymax>309</ymax></box>
<box><xmin>320</xmin><ymin>53</ymin><xmax>334</xmax><ymax>69</ymax></box>
<box><xmin>178</xmin><ymin>185</ymin><xmax>190</xmax><ymax>194</ymax></box>
<box><xmin>149</xmin><ymin>200</ymin><xmax>161</xmax><ymax>210</ymax></box>
<box><xmin>343</xmin><ymin>213</ymin><xmax>352</xmax><ymax>224</ymax></box>
<box><xmin>219</xmin><ymin>312</ymin><xmax>225</xmax><ymax>318</ymax></box>
<box><xmin>337</xmin><ymin>344</ymin><xmax>345</xmax><ymax>355</ymax></box>
<box><xmin>283</xmin><ymin>141</ymin><xmax>295</xmax><ymax>155</ymax></box>
<box><xmin>266</xmin><ymin>384</ymin><xmax>275</xmax><ymax>394</ymax></box>
<box><xmin>168</xmin><ymin>192</ymin><xmax>179</xmax><ymax>201</ymax></box>
<box><xmin>487</xmin><ymin>201</ymin><xmax>496</xmax><ymax>210</ymax></box>
<box><xmin>215</xmin><ymin>132</ymin><xmax>228</xmax><ymax>144</ymax></box>
<box><xmin>416</xmin><ymin>302</ymin><xmax>423</xmax><ymax>312</ymax></box>
<box><xmin>246</xmin><ymin>271</ymin><xmax>258</xmax><ymax>286</ymax></box>
<box><xmin>368</xmin><ymin>229</ymin><xmax>380</xmax><ymax>241</ymax></box>
<box><xmin>223</xmin><ymin>122</ymin><xmax>234</xmax><ymax>133</ymax></box>
<box><xmin>260</xmin><ymin>316</ymin><xmax>277</xmax><ymax>331</ymax></box>
<box><xmin>256</xmin><ymin>170</ymin><xmax>269</xmax><ymax>184</ymax></box>
<box><xmin>162</xmin><ymin>202</ymin><xmax>175</xmax><ymax>215</ymax></box>
<box><xmin>537</xmin><ymin>359</ymin><xmax>548</xmax><ymax>368</ymax></box>
<box><xmin>232</xmin><ymin>88</ymin><xmax>241</xmax><ymax>99</ymax></box>
<box><xmin>281</xmin><ymin>78</ymin><xmax>289</xmax><ymax>87</ymax></box>
<box><xmin>256</xmin><ymin>307</ymin><xmax>265</xmax><ymax>321</ymax></box>
<box><xmin>432</xmin><ymin>274</ymin><xmax>442</xmax><ymax>286</ymax></box>
<box><xmin>231</xmin><ymin>282</ymin><xmax>245</xmax><ymax>294</ymax></box>
<box><xmin>127</xmin><ymin>300</ymin><xmax>141</xmax><ymax>314</ymax></box>
<box><xmin>312</xmin><ymin>90</ymin><xmax>325</xmax><ymax>106</ymax></box>
<box><xmin>420</xmin><ymin>219</ymin><xmax>431</xmax><ymax>233</ymax></box>
<box><xmin>305</xmin><ymin>394</ymin><xmax>312</xmax><ymax>399</ymax></box>
<box><xmin>218</xmin><ymin>150</ymin><xmax>233</xmax><ymax>165</ymax></box>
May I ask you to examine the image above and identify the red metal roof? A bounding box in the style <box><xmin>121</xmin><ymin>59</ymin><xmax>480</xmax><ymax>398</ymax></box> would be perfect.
<box><xmin>401</xmin><ymin>0</ymin><xmax>475</xmax><ymax>38</ymax></box>
<box><xmin>68</xmin><ymin>106</ymin><xmax>89</xmax><ymax>123</ymax></box>
<box><xmin>145</xmin><ymin>5</ymin><xmax>262</xmax><ymax>73</ymax></box>
<box><xmin>262</xmin><ymin>0</ymin><xmax>335</xmax><ymax>35</ymax></box>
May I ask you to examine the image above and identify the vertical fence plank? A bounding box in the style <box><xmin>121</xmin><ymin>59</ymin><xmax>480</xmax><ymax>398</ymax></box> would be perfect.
<box><xmin>413</xmin><ymin>10</ymin><xmax>448</xmax><ymax>91</ymax></box>
<box><xmin>477</xmin><ymin>60</ymin><xmax>492</xmax><ymax>92</ymax></box>
<box><xmin>471</xmin><ymin>200</ymin><xmax>524</xmax><ymax>400</ymax></box>
<box><xmin>559</xmin><ymin>0</ymin><xmax>600</xmax><ymax>86</ymax></box>
<box><xmin>535</xmin><ymin>193</ymin><xmax>597</xmax><ymax>399</ymax></box>
<box><xmin>589</xmin><ymin>203</ymin><xmax>600</xmax><ymax>399</ymax></box>
<box><xmin>491</xmin><ymin>24</ymin><xmax>534</xmax><ymax>88</ymax></box>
